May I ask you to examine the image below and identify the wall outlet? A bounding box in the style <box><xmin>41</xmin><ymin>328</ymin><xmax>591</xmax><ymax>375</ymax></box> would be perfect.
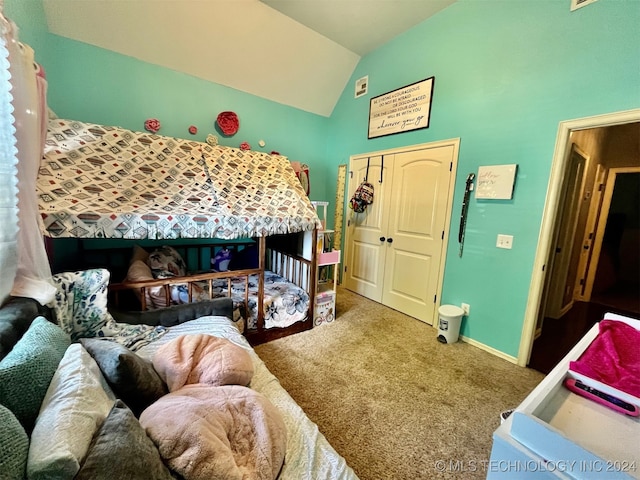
<box><xmin>461</xmin><ymin>303</ymin><xmax>470</xmax><ymax>316</ymax></box>
<box><xmin>496</xmin><ymin>234</ymin><xmax>514</xmax><ymax>249</ymax></box>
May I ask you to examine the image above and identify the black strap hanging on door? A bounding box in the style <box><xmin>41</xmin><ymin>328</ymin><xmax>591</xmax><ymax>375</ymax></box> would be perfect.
<box><xmin>364</xmin><ymin>157</ymin><xmax>370</xmax><ymax>181</ymax></box>
<box><xmin>458</xmin><ymin>173</ymin><xmax>475</xmax><ymax>257</ymax></box>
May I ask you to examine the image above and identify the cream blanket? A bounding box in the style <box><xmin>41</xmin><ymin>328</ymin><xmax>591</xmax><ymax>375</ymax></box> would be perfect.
<box><xmin>140</xmin><ymin>384</ymin><xmax>287</xmax><ymax>480</ymax></box>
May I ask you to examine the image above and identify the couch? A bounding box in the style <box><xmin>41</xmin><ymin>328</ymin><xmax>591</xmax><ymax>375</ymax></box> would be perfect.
<box><xmin>0</xmin><ymin>271</ymin><xmax>358</xmax><ymax>480</ymax></box>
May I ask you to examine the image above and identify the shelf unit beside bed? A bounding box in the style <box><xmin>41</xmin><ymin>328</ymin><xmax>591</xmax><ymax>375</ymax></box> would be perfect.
<box><xmin>311</xmin><ymin>201</ymin><xmax>341</xmax><ymax>326</ymax></box>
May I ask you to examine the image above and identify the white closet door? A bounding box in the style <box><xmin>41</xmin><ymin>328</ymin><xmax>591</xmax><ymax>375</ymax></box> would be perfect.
<box><xmin>381</xmin><ymin>145</ymin><xmax>455</xmax><ymax>325</ymax></box>
<box><xmin>343</xmin><ymin>155</ymin><xmax>391</xmax><ymax>301</ymax></box>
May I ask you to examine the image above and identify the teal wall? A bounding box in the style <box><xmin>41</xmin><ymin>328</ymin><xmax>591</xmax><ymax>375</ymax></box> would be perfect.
<box><xmin>327</xmin><ymin>0</ymin><xmax>640</xmax><ymax>357</ymax></box>
<box><xmin>6</xmin><ymin>0</ymin><xmax>640</xmax><ymax>358</ymax></box>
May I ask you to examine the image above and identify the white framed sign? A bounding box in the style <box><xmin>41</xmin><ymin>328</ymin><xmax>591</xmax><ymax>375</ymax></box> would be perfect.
<box><xmin>355</xmin><ymin>76</ymin><xmax>368</xmax><ymax>98</ymax></box>
<box><xmin>475</xmin><ymin>164</ymin><xmax>518</xmax><ymax>199</ymax></box>
<box><xmin>368</xmin><ymin>77</ymin><xmax>434</xmax><ymax>139</ymax></box>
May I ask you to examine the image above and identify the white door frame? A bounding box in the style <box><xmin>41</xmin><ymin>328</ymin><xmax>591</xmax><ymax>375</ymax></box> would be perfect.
<box><xmin>344</xmin><ymin>138</ymin><xmax>460</xmax><ymax>322</ymax></box>
<box><xmin>518</xmin><ymin>108</ymin><xmax>640</xmax><ymax>367</ymax></box>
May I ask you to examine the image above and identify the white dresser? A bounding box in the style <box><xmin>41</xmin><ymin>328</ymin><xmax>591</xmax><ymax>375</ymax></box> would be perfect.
<box><xmin>487</xmin><ymin>313</ymin><xmax>640</xmax><ymax>479</ymax></box>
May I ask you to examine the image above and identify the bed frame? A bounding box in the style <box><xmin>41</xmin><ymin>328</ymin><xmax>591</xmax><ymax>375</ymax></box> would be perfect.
<box><xmin>62</xmin><ymin>233</ymin><xmax>318</xmax><ymax>345</ymax></box>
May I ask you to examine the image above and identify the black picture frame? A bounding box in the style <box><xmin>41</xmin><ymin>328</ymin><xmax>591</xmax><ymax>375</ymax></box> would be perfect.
<box><xmin>367</xmin><ymin>77</ymin><xmax>434</xmax><ymax>139</ymax></box>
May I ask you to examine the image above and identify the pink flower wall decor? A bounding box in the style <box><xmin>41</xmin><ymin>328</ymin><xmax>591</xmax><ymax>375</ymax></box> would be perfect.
<box><xmin>144</xmin><ymin>118</ymin><xmax>161</xmax><ymax>133</ymax></box>
<box><xmin>188</xmin><ymin>125</ymin><xmax>198</xmax><ymax>135</ymax></box>
<box><xmin>239</xmin><ymin>141</ymin><xmax>251</xmax><ymax>151</ymax></box>
<box><xmin>216</xmin><ymin>111</ymin><xmax>239</xmax><ymax>136</ymax></box>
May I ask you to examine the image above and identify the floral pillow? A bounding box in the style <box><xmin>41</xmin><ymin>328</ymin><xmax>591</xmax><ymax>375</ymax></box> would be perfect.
<box><xmin>50</xmin><ymin>269</ymin><xmax>166</xmax><ymax>351</ymax></box>
<box><xmin>146</xmin><ymin>246</ymin><xmax>186</xmax><ymax>279</ymax></box>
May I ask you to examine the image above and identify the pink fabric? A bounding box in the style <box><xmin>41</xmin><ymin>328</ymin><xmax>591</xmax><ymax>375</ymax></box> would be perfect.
<box><xmin>153</xmin><ymin>334</ymin><xmax>254</xmax><ymax>391</ymax></box>
<box><xmin>569</xmin><ymin>320</ymin><xmax>640</xmax><ymax>397</ymax></box>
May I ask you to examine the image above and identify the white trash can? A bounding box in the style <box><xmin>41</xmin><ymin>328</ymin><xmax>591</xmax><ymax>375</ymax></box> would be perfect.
<box><xmin>437</xmin><ymin>305</ymin><xmax>465</xmax><ymax>344</ymax></box>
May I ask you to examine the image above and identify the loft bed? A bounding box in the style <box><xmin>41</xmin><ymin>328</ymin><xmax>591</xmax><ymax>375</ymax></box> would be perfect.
<box><xmin>37</xmin><ymin>119</ymin><xmax>321</xmax><ymax>345</ymax></box>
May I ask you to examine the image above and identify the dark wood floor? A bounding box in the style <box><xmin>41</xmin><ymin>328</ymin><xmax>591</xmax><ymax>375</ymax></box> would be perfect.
<box><xmin>528</xmin><ymin>290</ymin><xmax>640</xmax><ymax>374</ymax></box>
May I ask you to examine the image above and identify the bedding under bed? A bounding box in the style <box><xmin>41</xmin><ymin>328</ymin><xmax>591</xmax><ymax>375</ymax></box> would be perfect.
<box><xmin>201</xmin><ymin>271</ymin><xmax>310</xmax><ymax>331</ymax></box>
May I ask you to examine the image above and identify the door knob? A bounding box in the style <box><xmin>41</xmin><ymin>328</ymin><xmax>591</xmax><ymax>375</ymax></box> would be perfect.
<box><xmin>386</xmin><ymin>238</ymin><xmax>393</xmax><ymax>243</ymax></box>
<box><xmin>379</xmin><ymin>236</ymin><xmax>386</xmax><ymax>242</ymax></box>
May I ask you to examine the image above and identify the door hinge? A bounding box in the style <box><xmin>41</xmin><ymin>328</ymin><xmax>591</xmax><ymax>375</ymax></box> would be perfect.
<box><xmin>579</xmin><ymin>278</ymin><xmax>584</xmax><ymax>285</ymax></box>
<box><xmin>433</xmin><ymin>294</ymin><xmax>437</xmax><ymax>303</ymax></box>
<box><xmin>441</xmin><ymin>230</ymin><xmax>445</xmax><ymax>240</ymax></box>
<box><xmin>344</xmin><ymin>265</ymin><xmax>347</xmax><ymax>273</ymax></box>
<box><xmin>598</xmin><ymin>183</ymin><xmax>604</xmax><ymax>191</ymax></box>
<box><xmin>449</xmin><ymin>162</ymin><xmax>453</xmax><ymax>172</ymax></box>
<box><xmin>349</xmin><ymin>171</ymin><xmax>353</xmax><ymax>178</ymax></box>
<box><xmin>347</xmin><ymin>219</ymin><xmax>351</xmax><ymax>226</ymax></box>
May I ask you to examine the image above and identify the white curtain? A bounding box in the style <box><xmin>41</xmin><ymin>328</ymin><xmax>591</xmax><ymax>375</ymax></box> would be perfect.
<box><xmin>0</xmin><ymin>11</ymin><xmax>19</xmax><ymax>305</ymax></box>
<box><xmin>2</xmin><ymin>11</ymin><xmax>55</xmax><ymax>305</ymax></box>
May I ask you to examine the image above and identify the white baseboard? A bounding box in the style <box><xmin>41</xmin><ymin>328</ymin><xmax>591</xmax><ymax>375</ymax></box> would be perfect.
<box><xmin>459</xmin><ymin>334</ymin><xmax>518</xmax><ymax>364</ymax></box>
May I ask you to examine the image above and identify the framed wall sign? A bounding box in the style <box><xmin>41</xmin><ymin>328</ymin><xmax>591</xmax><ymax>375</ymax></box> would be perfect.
<box><xmin>355</xmin><ymin>76</ymin><xmax>368</xmax><ymax>98</ymax></box>
<box><xmin>368</xmin><ymin>77</ymin><xmax>434</xmax><ymax>139</ymax></box>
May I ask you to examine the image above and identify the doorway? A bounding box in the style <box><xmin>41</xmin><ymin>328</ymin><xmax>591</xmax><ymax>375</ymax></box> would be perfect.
<box><xmin>519</xmin><ymin>109</ymin><xmax>640</xmax><ymax>370</ymax></box>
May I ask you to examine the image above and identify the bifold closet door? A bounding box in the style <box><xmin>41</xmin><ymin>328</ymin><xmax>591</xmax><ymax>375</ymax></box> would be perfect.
<box><xmin>344</xmin><ymin>142</ymin><xmax>457</xmax><ymax>326</ymax></box>
<box><xmin>381</xmin><ymin>146</ymin><xmax>455</xmax><ymax>325</ymax></box>
<box><xmin>343</xmin><ymin>155</ymin><xmax>392</xmax><ymax>302</ymax></box>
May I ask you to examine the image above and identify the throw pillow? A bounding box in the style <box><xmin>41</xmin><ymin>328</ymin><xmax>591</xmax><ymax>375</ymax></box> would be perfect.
<box><xmin>152</xmin><ymin>334</ymin><xmax>254</xmax><ymax>391</ymax></box>
<box><xmin>125</xmin><ymin>259</ymin><xmax>169</xmax><ymax>309</ymax></box>
<box><xmin>140</xmin><ymin>385</ymin><xmax>286</xmax><ymax>480</ymax></box>
<box><xmin>130</xmin><ymin>244</ymin><xmax>150</xmax><ymax>264</ymax></box>
<box><xmin>27</xmin><ymin>343</ymin><xmax>115</xmax><ymax>480</ymax></box>
<box><xmin>75</xmin><ymin>400</ymin><xmax>174</xmax><ymax>480</ymax></box>
<box><xmin>80</xmin><ymin>338</ymin><xmax>168</xmax><ymax>417</ymax></box>
<box><xmin>50</xmin><ymin>268</ymin><xmax>112</xmax><ymax>340</ymax></box>
<box><xmin>0</xmin><ymin>316</ymin><xmax>70</xmax><ymax>432</ymax></box>
<box><xmin>50</xmin><ymin>268</ymin><xmax>167</xmax><ymax>351</ymax></box>
<box><xmin>0</xmin><ymin>404</ymin><xmax>28</xmax><ymax>480</ymax></box>
<box><xmin>147</xmin><ymin>245</ymin><xmax>187</xmax><ymax>278</ymax></box>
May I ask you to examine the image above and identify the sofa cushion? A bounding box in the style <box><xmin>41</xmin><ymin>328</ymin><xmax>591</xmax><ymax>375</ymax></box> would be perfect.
<box><xmin>0</xmin><ymin>296</ymin><xmax>52</xmax><ymax>361</ymax></box>
<box><xmin>50</xmin><ymin>268</ymin><xmax>166</xmax><ymax>350</ymax></box>
<box><xmin>0</xmin><ymin>404</ymin><xmax>29</xmax><ymax>480</ymax></box>
<box><xmin>0</xmin><ymin>316</ymin><xmax>70</xmax><ymax>432</ymax></box>
<box><xmin>27</xmin><ymin>343</ymin><xmax>115</xmax><ymax>480</ymax></box>
<box><xmin>75</xmin><ymin>400</ymin><xmax>174</xmax><ymax>480</ymax></box>
<box><xmin>80</xmin><ymin>338</ymin><xmax>168</xmax><ymax>417</ymax></box>
<box><xmin>109</xmin><ymin>297</ymin><xmax>234</xmax><ymax>327</ymax></box>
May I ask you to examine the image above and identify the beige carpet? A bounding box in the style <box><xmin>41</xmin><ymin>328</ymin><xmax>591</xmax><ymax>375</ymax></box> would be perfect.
<box><xmin>254</xmin><ymin>286</ymin><xmax>545</xmax><ymax>480</ymax></box>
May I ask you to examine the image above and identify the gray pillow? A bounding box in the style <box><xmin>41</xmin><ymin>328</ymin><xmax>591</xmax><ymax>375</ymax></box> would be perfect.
<box><xmin>75</xmin><ymin>400</ymin><xmax>174</xmax><ymax>480</ymax></box>
<box><xmin>80</xmin><ymin>338</ymin><xmax>167</xmax><ymax>417</ymax></box>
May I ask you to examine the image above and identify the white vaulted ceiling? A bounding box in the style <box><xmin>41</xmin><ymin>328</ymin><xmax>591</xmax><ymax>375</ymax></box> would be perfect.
<box><xmin>42</xmin><ymin>0</ymin><xmax>455</xmax><ymax>117</ymax></box>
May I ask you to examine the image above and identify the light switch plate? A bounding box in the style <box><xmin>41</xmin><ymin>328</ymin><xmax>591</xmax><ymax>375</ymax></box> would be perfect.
<box><xmin>497</xmin><ymin>234</ymin><xmax>513</xmax><ymax>249</ymax></box>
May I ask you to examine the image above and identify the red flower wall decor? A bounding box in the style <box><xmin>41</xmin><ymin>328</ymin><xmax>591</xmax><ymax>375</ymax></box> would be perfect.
<box><xmin>144</xmin><ymin>118</ymin><xmax>161</xmax><ymax>133</ymax></box>
<box><xmin>216</xmin><ymin>111</ymin><xmax>239</xmax><ymax>136</ymax></box>
<box><xmin>240</xmin><ymin>141</ymin><xmax>251</xmax><ymax>151</ymax></box>
<box><xmin>188</xmin><ymin>125</ymin><xmax>198</xmax><ymax>135</ymax></box>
